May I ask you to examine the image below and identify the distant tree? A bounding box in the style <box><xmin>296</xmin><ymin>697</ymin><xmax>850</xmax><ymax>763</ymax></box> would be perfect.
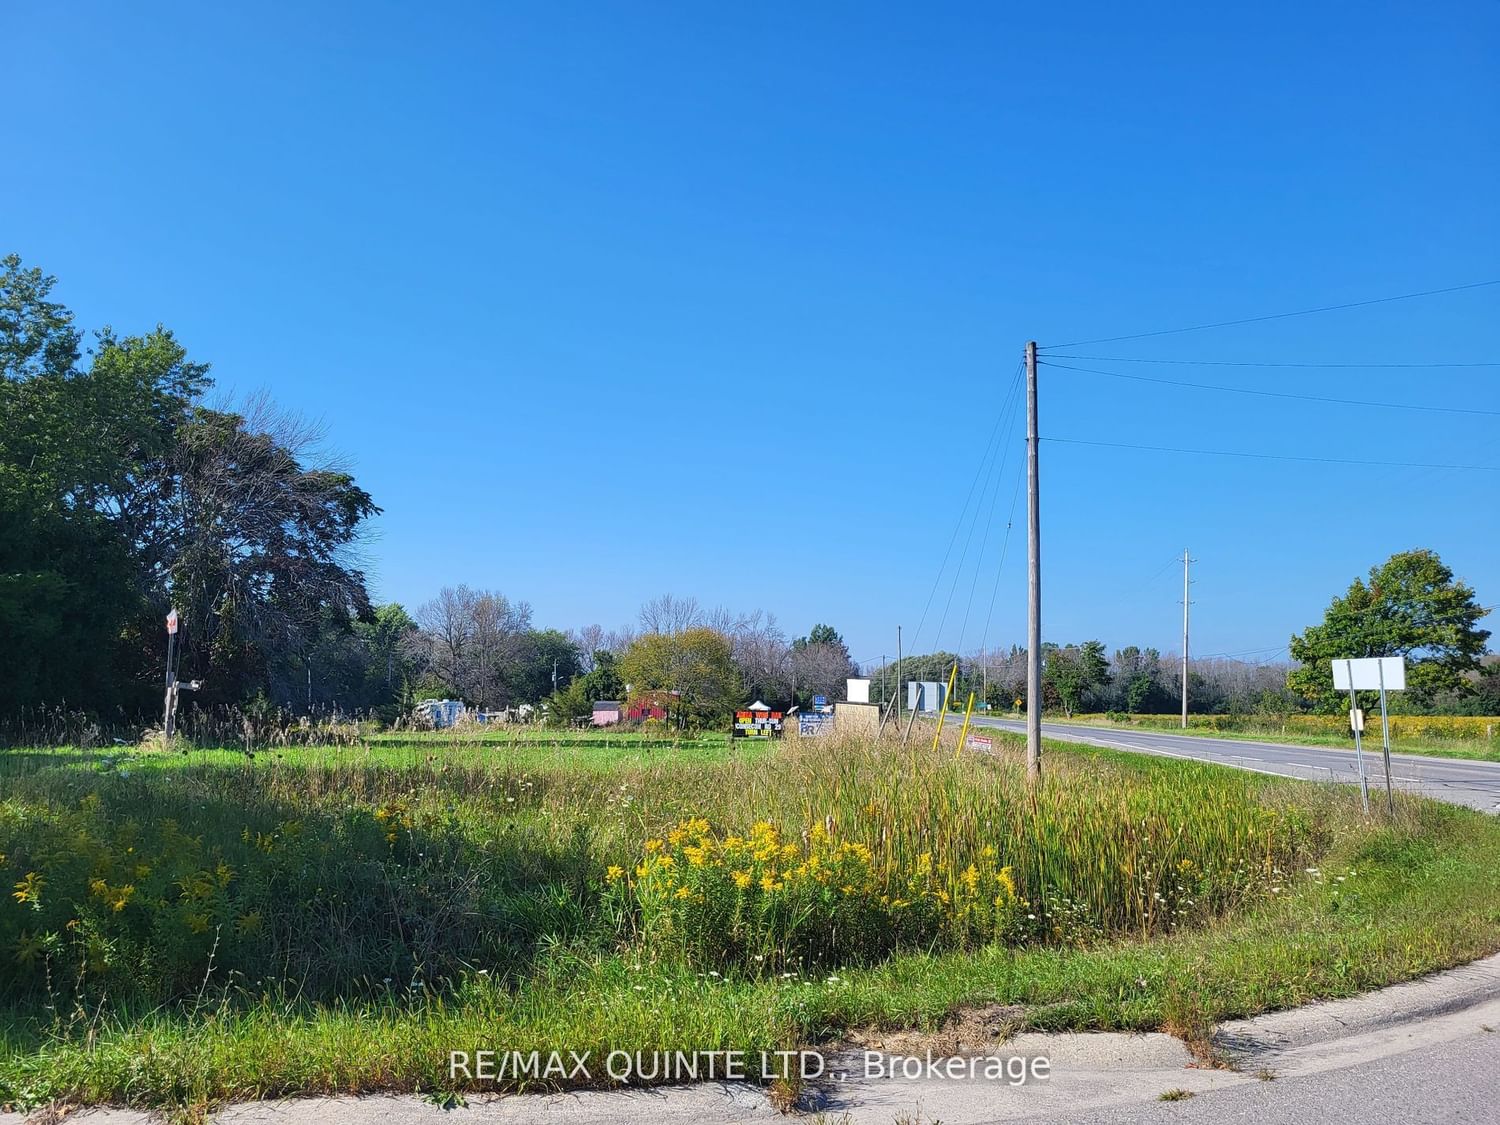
<box><xmin>619</xmin><ymin>627</ymin><xmax>741</xmax><ymax>728</ymax></box>
<box><xmin>730</xmin><ymin>611</ymin><xmax>791</xmax><ymax>706</ymax></box>
<box><xmin>577</xmin><ymin>649</ymin><xmax>624</xmax><ymax>702</ymax></box>
<box><xmin>1043</xmin><ymin>641</ymin><xmax>1110</xmax><ymax>717</ymax></box>
<box><xmin>1470</xmin><ymin>658</ymin><xmax>1500</xmax><ymax>714</ymax></box>
<box><xmin>637</xmin><ymin>593</ymin><xmax>703</xmax><ymax>635</ymax></box>
<box><xmin>1288</xmin><ymin>550</ymin><xmax>1491</xmax><ymax>709</ymax></box>
<box><xmin>512</xmin><ymin>629</ymin><xmax>581</xmax><ymax>703</ymax></box>
<box><xmin>545</xmin><ymin>677</ymin><xmax>593</xmax><ymax>727</ymax></box>
<box><xmin>415</xmin><ymin>585</ymin><xmax>531</xmax><ymax>706</ymax></box>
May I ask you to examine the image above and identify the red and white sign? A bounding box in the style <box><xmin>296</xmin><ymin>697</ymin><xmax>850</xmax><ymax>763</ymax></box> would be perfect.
<box><xmin>166</xmin><ymin>609</ymin><xmax>179</xmax><ymax>635</ymax></box>
<box><xmin>965</xmin><ymin>734</ymin><xmax>993</xmax><ymax>751</ymax></box>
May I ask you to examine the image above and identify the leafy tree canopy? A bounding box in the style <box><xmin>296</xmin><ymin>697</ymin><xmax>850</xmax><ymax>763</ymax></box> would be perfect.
<box><xmin>1288</xmin><ymin>550</ymin><xmax>1491</xmax><ymax>709</ymax></box>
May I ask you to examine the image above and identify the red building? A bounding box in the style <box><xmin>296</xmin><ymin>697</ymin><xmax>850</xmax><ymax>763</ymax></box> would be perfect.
<box><xmin>626</xmin><ymin>690</ymin><xmax>678</xmax><ymax>722</ymax></box>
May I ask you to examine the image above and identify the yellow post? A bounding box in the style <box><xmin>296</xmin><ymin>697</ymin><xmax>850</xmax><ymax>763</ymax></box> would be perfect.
<box><xmin>930</xmin><ymin>662</ymin><xmax>960</xmax><ymax>752</ymax></box>
<box><xmin>954</xmin><ymin>690</ymin><xmax>977</xmax><ymax>758</ymax></box>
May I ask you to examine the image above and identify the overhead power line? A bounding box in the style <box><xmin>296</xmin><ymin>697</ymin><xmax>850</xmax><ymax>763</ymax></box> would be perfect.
<box><xmin>1041</xmin><ymin>354</ymin><xmax>1500</xmax><ymax>370</ymax></box>
<box><xmin>1043</xmin><ymin>360</ymin><xmax>1500</xmax><ymax>417</ymax></box>
<box><xmin>1048</xmin><ymin>436</ymin><xmax>1500</xmax><ymax>473</ymax></box>
<box><xmin>1043</xmin><ymin>279</ymin><xmax>1500</xmax><ymax>349</ymax></box>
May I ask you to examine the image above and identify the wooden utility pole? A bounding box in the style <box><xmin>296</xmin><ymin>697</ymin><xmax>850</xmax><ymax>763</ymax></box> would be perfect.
<box><xmin>1180</xmin><ymin>548</ymin><xmax>1191</xmax><ymax>729</ymax></box>
<box><xmin>896</xmin><ymin>624</ymin><xmax>903</xmax><ymax>722</ymax></box>
<box><xmin>1025</xmin><ymin>341</ymin><xmax>1042</xmax><ymax>781</ymax></box>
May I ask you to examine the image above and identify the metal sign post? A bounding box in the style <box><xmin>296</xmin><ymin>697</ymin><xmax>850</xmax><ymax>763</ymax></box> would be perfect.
<box><xmin>1343</xmin><ymin>658</ymin><xmax>1371</xmax><ymax>815</ymax></box>
<box><xmin>1376</xmin><ymin>661</ymin><xmax>1396</xmax><ymax>816</ymax></box>
<box><xmin>163</xmin><ymin>609</ymin><xmax>180</xmax><ymax>741</ymax></box>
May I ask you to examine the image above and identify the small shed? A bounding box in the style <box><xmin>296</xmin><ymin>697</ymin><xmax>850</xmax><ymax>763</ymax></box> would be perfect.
<box><xmin>591</xmin><ymin>700</ymin><xmax>623</xmax><ymax>726</ymax></box>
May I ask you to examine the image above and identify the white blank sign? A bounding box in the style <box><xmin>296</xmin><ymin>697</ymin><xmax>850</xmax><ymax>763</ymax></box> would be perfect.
<box><xmin>1331</xmin><ymin>657</ymin><xmax>1406</xmax><ymax>692</ymax></box>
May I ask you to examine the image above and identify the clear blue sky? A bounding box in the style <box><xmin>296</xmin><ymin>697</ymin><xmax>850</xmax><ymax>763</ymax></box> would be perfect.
<box><xmin>8</xmin><ymin>1</ymin><xmax>1498</xmax><ymax>667</ymax></box>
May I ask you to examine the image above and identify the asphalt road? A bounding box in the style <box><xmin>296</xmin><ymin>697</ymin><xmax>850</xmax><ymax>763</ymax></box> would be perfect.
<box><xmin>967</xmin><ymin>717</ymin><xmax>1500</xmax><ymax>813</ymax></box>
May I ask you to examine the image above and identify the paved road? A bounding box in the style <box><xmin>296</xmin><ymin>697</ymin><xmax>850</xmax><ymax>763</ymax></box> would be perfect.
<box><xmin>967</xmin><ymin>717</ymin><xmax>1500</xmax><ymax>813</ymax></box>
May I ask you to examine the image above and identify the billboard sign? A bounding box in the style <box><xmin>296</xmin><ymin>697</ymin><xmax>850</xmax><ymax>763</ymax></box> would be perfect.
<box><xmin>733</xmin><ymin>710</ymin><xmax>784</xmax><ymax>738</ymax></box>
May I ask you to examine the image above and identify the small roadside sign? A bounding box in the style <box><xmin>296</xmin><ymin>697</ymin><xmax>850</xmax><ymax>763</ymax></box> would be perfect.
<box><xmin>1349</xmin><ymin>708</ymin><xmax>1365</xmax><ymax>733</ymax></box>
<box><xmin>965</xmin><ymin>733</ymin><xmax>993</xmax><ymax>751</ymax></box>
<box><xmin>166</xmin><ymin>609</ymin><xmax>179</xmax><ymax>635</ymax></box>
<box><xmin>813</xmin><ymin>695</ymin><xmax>827</xmax><ymax>708</ymax></box>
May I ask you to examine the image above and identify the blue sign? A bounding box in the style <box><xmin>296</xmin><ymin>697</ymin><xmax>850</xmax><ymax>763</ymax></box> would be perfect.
<box><xmin>813</xmin><ymin>695</ymin><xmax>827</xmax><ymax>707</ymax></box>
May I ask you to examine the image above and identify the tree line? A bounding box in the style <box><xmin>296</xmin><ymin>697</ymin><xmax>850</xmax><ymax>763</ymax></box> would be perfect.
<box><xmin>3</xmin><ymin>254</ymin><xmax>1494</xmax><ymax>731</ymax></box>
<box><xmin>865</xmin><ymin>550</ymin><xmax>1495</xmax><ymax>718</ymax></box>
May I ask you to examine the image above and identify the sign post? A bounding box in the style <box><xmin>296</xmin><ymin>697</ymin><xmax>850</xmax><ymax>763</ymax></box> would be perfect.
<box><xmin>1376</xmin><ymin>660</ymin><xmax>1397</xmax><ymax>816</ymax></box>
<box><xmin>1332</xmin><ymin>657</ymin><xmax>1407</xmax><ymax>816</ymax></box>
<box><xmin>163</xmin><ymin>609</ymin><xmax>180</xmax><ymax>742</ymax></box>
<box><xmin>1340</xmin><ymin>658</ymin><xmax>1370</xmax><ymax>815</ymax></box>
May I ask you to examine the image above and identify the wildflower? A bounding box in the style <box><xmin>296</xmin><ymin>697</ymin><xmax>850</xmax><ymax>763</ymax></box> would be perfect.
<box><xmin>644</xmin><ymin>839</ymin><xmax>664</xmax><ymax>853</ymax></box>
<box><xmin>605</xmin><ymin>865</ymin><xmax>625</xmax><ymax>883</ymax></box>
<box><xmin>674</xmin><ymin>886</ymin><xmax>692</xmax><ymax>900</ymax></box>
<box><xmin>12</xmin><ymin>873</ymin><xmax>44</xmax><ymax>908</ymax></box>
<box><xmin>732</xmin><ymin>871</ymin><xmax>752</xmax><ymax>890</ymax></box>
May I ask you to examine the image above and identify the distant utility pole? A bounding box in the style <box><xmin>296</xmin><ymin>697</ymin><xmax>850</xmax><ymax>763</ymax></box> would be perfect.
<box><xmin>1180</xmin><ymin>548</ymin><xmax>1192</xmax><ymax>729</ymax></box>
<box><xmin>1025</xmin><ymin>341</ymin><xmax>1041</xmax><ymax>781</ymax></box>
<box><xmin>896</xmin><ymin>625</ymin><xmax>903</xmax><ymax>722</ymax></box>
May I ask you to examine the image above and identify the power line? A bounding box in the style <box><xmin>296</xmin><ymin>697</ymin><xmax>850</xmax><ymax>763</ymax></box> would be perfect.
<box><xmin>1043</xmin><ymin>279</ymin><xmax>1500</xmax><ymax>349</ymax></box>
<box><xmin>906</xmin><ymin>360</ymin><xmax>1025</xmax><ymax>660</ymax></box>
<box><xmin>1042</xmin><ymin>360</ymin><xmax>1500</xmax><ymax>418</ymax></box>
<box><xmin>939</xmin><ymin>363</ymin><xmax>1028</xmax><ymax>656</ymax></box>
<box><xmin>1042</xmin><ymin>354</ymin><xmax>1500</xmax><ymax>370</ymax></box>
<box><xmin>1048</xmin><ymin>436</ymin><xmax>1500</xmax><ymax>473</ymax></box>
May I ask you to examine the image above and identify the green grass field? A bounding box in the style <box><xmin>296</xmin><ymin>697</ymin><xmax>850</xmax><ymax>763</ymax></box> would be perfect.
<box><xmin>3</xmin><ymin>727</ymin><xmax>1498</xmax><ymax>1115</ymax></box>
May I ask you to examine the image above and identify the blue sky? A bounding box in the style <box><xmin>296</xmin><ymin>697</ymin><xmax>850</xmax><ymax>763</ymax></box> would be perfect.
<box><xmin>7</xmin><ymin>1</ymin><xmax>1498</xmax><ymax>667</ymax></box>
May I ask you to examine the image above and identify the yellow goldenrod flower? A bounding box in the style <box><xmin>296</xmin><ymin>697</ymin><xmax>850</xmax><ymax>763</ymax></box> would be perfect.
<box><xmin>12</xmin><ymin>873</ymin><xmax>44</xmax><ymax>907</ymax></box>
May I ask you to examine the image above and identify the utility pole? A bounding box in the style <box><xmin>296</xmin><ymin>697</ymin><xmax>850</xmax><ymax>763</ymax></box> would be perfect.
<box><xmin>896</xmin><ymin>625</ymin><xmax>903</xmax><ymax>722</ymax></box>
<box><xmin>1180</xmin><ymin>548</ymin><xmax>1191</xmax><ymax>729</ymax></box>
<box><xmin>1025</xmin><ymin>341</ymin><xmax>1041</xmax><ymax>781</ymax></box>
<box><xmin>881</xmin><ymin>655</ymin><xmax>887</xmax><ymax>710</ymax></box>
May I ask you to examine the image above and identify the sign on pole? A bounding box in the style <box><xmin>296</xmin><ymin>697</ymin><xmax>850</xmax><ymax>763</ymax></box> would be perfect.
<box><xmin>1332</xmin><ymin>657</ymin><xmax>1405</xmax><ymax>692</ymax></box>
<box><xmin>1331</xmin><ymin>656</ymin><xmax>1406</xmax><ymax>817</ymax></box>
<box><xmin>166</xmin><ymin>609</ymin><xmax>179</xmax><ymax>635</ymax></box>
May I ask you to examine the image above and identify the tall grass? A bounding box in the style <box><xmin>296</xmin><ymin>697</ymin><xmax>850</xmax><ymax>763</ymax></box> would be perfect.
<box><xmin>2</xmin><ymin>729</ymin><xmax>1493</xmax><ymax>1111</ymax></box>
<box><xmin>0</xmin><ymin>732</ymin><xmax>1331</xmax><ymax>1013</ymax></box>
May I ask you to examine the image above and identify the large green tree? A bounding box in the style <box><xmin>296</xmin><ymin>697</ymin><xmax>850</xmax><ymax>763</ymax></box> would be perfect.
<box><xmin>1288</xmin><ymin>550</ymin><xmax>1491</xmax><ymax>709</ymax></box>
<box><xmin>1</xmin><ymin>254</ymin><xmax>379</xmax><ymax>718</ymax></box>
